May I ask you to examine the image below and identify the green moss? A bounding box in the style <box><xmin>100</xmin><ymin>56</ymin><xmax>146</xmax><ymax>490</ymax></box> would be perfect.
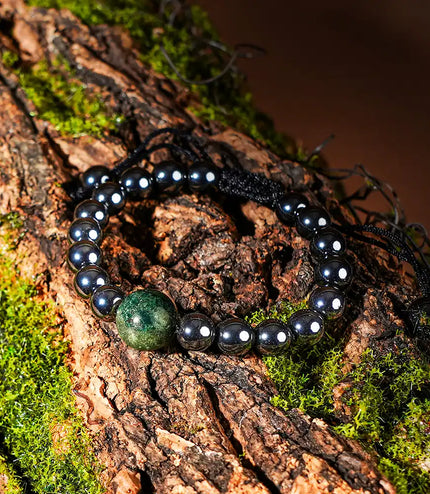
<box><xmin>0</xmin><ymin>219</ymin><xmax>103</xmax><ymax>493</ymax></box>
<box><xmin>0</xmin><ymin>455</ymin><xmax>22</xmax><ymax>494</ymax></box>
<box><xmin>252</xmin><ymin>296</ymin><xmax>430</xmax><ymax>494</ymax></box>
<box><xmin>2</xmin><ymin>51</ymin><xmax>122</xmax><ymax>137</ymax></box>
<box><xmin>26</xmin><ymin>0</ymin><xmax>297</xmax><ymax>157</ymax></box>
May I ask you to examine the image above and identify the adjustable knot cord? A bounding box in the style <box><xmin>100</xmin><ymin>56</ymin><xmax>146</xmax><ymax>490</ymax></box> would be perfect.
<box><xmin>339</xmin><ymin>224</ymin><xmax>430</xmax><ymax>298</ymax></box>
<box><xmin>218</xmin><ymin>167</ymin><xmax>284</xmax><ymax>208</ymax></box>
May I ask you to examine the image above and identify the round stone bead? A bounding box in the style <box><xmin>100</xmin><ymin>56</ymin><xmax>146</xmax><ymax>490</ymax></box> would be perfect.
<box><xmin>217</xmin><ymin>318</ymin><xmax>255</xmax><ymax>356</ymax></box>
<box><xmin>288</xmin><ymin>309</ymin><xmax>325</xmax><ymax>346</ymax></box>
<box><xmin>255</xmin><ymin>319</ymin><xmax>293</xmax><ymax>355</ymax></box>
<box><xmin>153</xmin><ymin>161</ymin><xmax>187</xmax><ymax>193</ymax></box>
<box><xmin>308</xmin><ymin>287</ymin><xmax>345</xmax><ymax>320</ymax></box>
<box><xmin>92</xmin><ymin>182</ymin><xmax>126</xmax><ymax>215</ymax></box>
<box><xmin>74</xmin><ymin>265</ymin><xmax>110</xmax><ymax>298</ymax></box>
<box><xmin>74</xmin><ymin>199</ymin><xmax>109</xmax><ymax>228</ymax></box>
<box><xmin>119</xmin><ymin>166</ymin><xmax>153</xmax><ymax>200</ymax></box>
<box><xmin>315</xmin><ymin>257</ymin><xmax>353</xmax><ymax>289</ymax></box>
<box><xmin>296</xmin><ymin>206</ymin><xmax>332</xmax><ymax>239</ymax></box>
<box><xmin>82</xmin><ymin>166</ymin><xmax>111</xmax><ymax>190</ymax></box>
<box><xmin>91</xmin><ymin>285</ymin><xmax>124</xmax><ymax>320</ymax></box>
<box><xmin>67</xmin><ymin>240</ymin><xmax>102</xmax><ymax>272</ymax></box>
<box><xmin>116</xmin><ymin>289</ymin><xmax>178</xmax><ymax>350</ymax></box>
<box><xmin>176</xmin><ymin>313</ymin><xmax>216</xmax><ymax>351</ymax></box>
<box><xmin>276</xmin><ymin>193</ymin><xmax>309</xmax><ymax>225</ymax></box>
<box><xmin>310</xmin><ymin>227</ymin><xmax>347</xmax><ymax>259</ymax></box>
<box><xmin>188</xmin><ymin>161</ymin><xmax>220</xmax><ymax>192</ymax></box>
<box><xmin>68</xmin><ymin>217</ymin><xmax>102</xmax><ymax>245</ymax></box>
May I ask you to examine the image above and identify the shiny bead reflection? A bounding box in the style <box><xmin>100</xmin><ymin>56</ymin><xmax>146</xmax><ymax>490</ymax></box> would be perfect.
<box><xmin>74</xmin><ymin>265</ymin><xmax>110</xmax><ymax>298</ymax></box>
<box><xmin>68</xmin><ymin>217</ymin><xmax>102</xmax><ymax>245</ymax></box>
<box><xmin>276</xmin><ymin>193</ymin><xmax>309</xmax><ymax>225</ymax></box>
<box><xmin>74</xmin><ymin>199</ymin><xmax>109</xmax><ymax>228</ymax></box>
<box><xmin>217</xmin><ymin>318</ymin><xmax>255</xmax><ymax>356</ymax></box>
<box><xmin>288</xmin><ymin>309</ymin><xmax>325</xmax><ymax>346</ymax></box>
<box><xmin>310</xmin><ymin>227</ymin><xmax>347</xmax><ymax>259</ymax></box>
<box><xmin>119</xmin><ymin>166</ymin><xmax>153</xmax><ymax>199</ymax></box>
<box><xmin>82</xmin><ymin>166</ymin><xmax>111</xmax><ymax>190</ymax></box>
<box><xmin>256</xmin><ymin>319</ymin><xmax>292</xmax><ymax>355</ymax></box>
<box><xmin>91</xmin><ymin>285</ymin><xmax>124</xmax><ymax>320</ymax></box>
<box><xmin>296</xmin><ymin>206</ymin><xmax>332</xmax><ymax>239</ymax></box>
<box><xmin>92</xmin><ymin>182</ymin><xmax>126</xmax><ymax>214</ymax></box>
<box><xmin>188</xmin><ymin>161</ymin><xmax>220</xmax><ymax>192</ymax></box>
<box><xmin>67</xmin><ymin>240</ymin><xmax>102</xmax><ymax>272</ymax></box>
<box><xmin>315</xmin><ymin>257</ymin><xmax>353</xmax><ymax>289</ymax></box>
<box><xmin>153</xmin><ymin>161</ymin><xmax>186</xmax><ymax>193</ymax></box>
<box><xmin>177</xmin><ymin>313</ymin><xmax>216</xmax><ymax>351</ymax></box>
<box><xmin>308</xmin><ymin>287</ymin><xmax>345</xmax><ymax>319</ymax></box>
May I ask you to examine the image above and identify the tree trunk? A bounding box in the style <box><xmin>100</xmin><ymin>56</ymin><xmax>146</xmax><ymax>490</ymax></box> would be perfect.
<box><xmin>0</xmin><ymin>1</ymin><xmax>417</xmax><ymax>493</ymax></box>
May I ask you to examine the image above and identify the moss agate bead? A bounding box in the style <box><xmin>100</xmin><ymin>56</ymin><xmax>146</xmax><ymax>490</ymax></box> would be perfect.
<box><xmin>116</xmin><ymin>289</ymin><xmax>178</xmax><ymax>350</ymax></box>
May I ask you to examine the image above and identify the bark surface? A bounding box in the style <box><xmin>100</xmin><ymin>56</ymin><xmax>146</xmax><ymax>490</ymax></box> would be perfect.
<box><xmin>0</xmin><ymin>1</ymin><xmax>416</xmax><ymax>492</ymax></box>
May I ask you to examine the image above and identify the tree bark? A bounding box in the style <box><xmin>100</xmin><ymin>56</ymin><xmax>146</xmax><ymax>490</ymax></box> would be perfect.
<box><xmin>0</xmin><ymin>1</ymin><xmax>415</xmax><ymax>492</ymax></box>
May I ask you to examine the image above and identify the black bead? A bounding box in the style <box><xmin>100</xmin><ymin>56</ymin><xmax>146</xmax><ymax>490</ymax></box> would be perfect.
<box><xmin>82</xmin><ymin>166</ymin><xmax>111</xmax><ymax>190</ymax></box>
<box><xmin>74</xmin><ymin>199</ymin><xmax>109</xmax><ymax>228</ymax></box>
<box><xmin>308</xmin><ymin>287</ymin><xmax>345</xmax><ymax>319</ymax></box>
<box><xmin>153</xmin><ymin>161</ymin><xmax>187</xmax><ymax>193</ymax></box>
<box><xmin>288</xmin><ymin>309</ymin><xmax>325</xmax><ymax>346</ymax></box>
<box><xmin>217</xmin><ymin>318</ymin><xmax>255</xmax><ymax>356</ymax></box>
<box><xmin>92</xmin><ymin>182</ymin><xmax>126</xmax><ymax>215</ymax></box>
<box><xmin>255</xmin><ymin>319</ymin><xmax>293</xmax><ymax>355</ymax></box>
<box><xmin>176</xmin><ymin>313</ymin><xmax>216</xmax><ymax>351</ymax></box>
<box><xmin>119</xmin><ymin>166</ymin><xmax>153</xmax><ymax>200</ymax></box>
<box><xmin>91</xmin><ymin>285</ymin><xmax>124</xmax><ymax>320</ymax></box>
<box><xmin>315</xmin><ymin>256</ymin><xmax>353</xmax><ymax>289</ymax></box>
<box><xmin>310</xmin><ymin>227</ymin><xmax>347</xmax><ymax>259</ymax></box>
<box><xmin>296</xmin><ymin>206</ymin><xmax>331</xmax><ymax>239</ymax></box>
<box><xmin>188</xmin><ymin>161</ymin><xmax>220</xmax><ymax>192</ymax></box>
<box><xmin>68</xmin><ymin>217</ymin><xmax>102</xmax><ymax>245</ymax></box>
<box><xmin>67</xmin><ymin>240</ymin><xmax>102</xmax><ymax>272</ymax></box>
<box><xmin>276</xmin><ymin>193</ymin><xmax>309</xmax><ymax>225</ymax></box>
<box><xmin>74</xmin><ymin>265</ymin><xmax>110</xmax><ymax>298</ymax></box>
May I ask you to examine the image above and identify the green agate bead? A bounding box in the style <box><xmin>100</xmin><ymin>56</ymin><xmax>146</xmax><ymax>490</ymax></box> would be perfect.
<box><xmin>116</xmin><ymin>289</ymin><xmax>178</xmax><ymax>350</ymax></box>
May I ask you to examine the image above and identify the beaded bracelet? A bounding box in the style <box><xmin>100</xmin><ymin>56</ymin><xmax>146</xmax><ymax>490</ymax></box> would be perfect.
<box><xmin>66</xmin><ymin>133</ymin><xmax>354</xmax><ymax>357</ymax></box>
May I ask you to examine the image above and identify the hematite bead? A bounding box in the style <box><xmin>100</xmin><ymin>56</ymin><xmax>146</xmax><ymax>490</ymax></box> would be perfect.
<box><xmin>176</xmin><ymin>313</ymin><xmax>216</xmax><ymax>351</ymax></box>
<box><xmin>74</xmin><ymin>199</ymin><xmax>109</xmax><ymax>228</ymax></box>
<box><xmin>116</xmin><ymin>289</ymin><xmax>178</xmax><ymax>350</ymax></box>
<box><xmin>276</xmin><ymin>193</ymin><xmax>309</xmax><ymax>225</ymax></box>
<box><xmin>188</xmin><ymin>161</ymin><xmax>220</xmax><ymax>192</ymax></box>
<box><xmin>92</xmin><ymin>182</ymin><xmax>126</xmax><ymax>214</ymax></box>
<box><xmin>68</xmin><ymin>217</ymin><xmax>102</xmax><ymax>245</ymax></box>
<box><xmin>91</xmin><ymin>285</ymin><xmax>124</xmax><ymax>320</ymax></box>
<box><xmin>310</xmin><ymin>227</ymin><xmax>347</xmax><ymax>259</ymax></box>
<box><xmin>296</xmin><ymin>206</ymin><xmax>331</xmax><ymax>239</ymax></box>
<box><xmin>82</xmin><ymin>166</ymin><xmax>111</xmax><ymax>190</ymax></box>
<box><xmin>74</xmin><ymin>265</ymin><xmax>110</xmax><ymax>298</ymax></box>
<box><xmin>119</xmin><ymin>166</ymin><xmax>153</xmax><ymax>199</ymax></box>
<box><xmin>67</xmin><ymin>240</ymin><xmax>102</xmax><ymax>272</ymax></box>
<box><xmin>153</xmin><ymin>161</ymin><xmax>186</xmax><ymax>193</ymax></box>
<box><xmin>315</xmin><ymin>256</ymin><xmax>353</xmax><ymax>289</ymax></box>
<box><xmin>255</xmin><ymin>319</ymin><xmax>292</xmax><ymax>355</ymax></box>
<box><xmin>309</xmin><ymin>286</ymin><xmax>345</xmax><ymax>319</ymax></box>
<box><xmin>288</xmin><ymin>309</ymin><xmax>324</xmax><ymax>346</ymax></box>
<box><xmin>217</xmin><ymin>318</ymin><xmax>255</xmax><ymax>356</ymax></box>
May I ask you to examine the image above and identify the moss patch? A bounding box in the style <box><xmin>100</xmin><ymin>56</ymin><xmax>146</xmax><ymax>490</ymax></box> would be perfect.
<box><xmin>0</xmin><ymin>455</ymin><xmax>22</xmax><ymax>494</ymax></box>
<box><xmin>0</xmin><ymin>216</ymin><xmax>103</xmax><ymax>493</ymax></box>
<box><xmin>2</xmin><ymin>51</ymin><xmax>122</xmax><ymax>137</ymax></box>
<box><xmin>248</xmin><ymin>302</ymin><xmax>430</xmax><ymax>494</ymax></box>
<box><xmin>26</xmin><ymin>0</ymin><xmax>297</xmax><ymax>157</ymax></box>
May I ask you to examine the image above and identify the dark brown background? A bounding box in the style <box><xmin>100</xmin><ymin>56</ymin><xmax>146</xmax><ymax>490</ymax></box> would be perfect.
<box><xmin>194</xmin><ymin>0</ymin><xmax>430</xmax><ymax>230</ymax></box>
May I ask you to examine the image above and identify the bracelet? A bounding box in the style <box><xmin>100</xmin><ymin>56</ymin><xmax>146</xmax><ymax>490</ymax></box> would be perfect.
<box><xmin>66</xmin><ymin>132</ymin><xmax>354</xmax><ymax>357</ymax></box>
